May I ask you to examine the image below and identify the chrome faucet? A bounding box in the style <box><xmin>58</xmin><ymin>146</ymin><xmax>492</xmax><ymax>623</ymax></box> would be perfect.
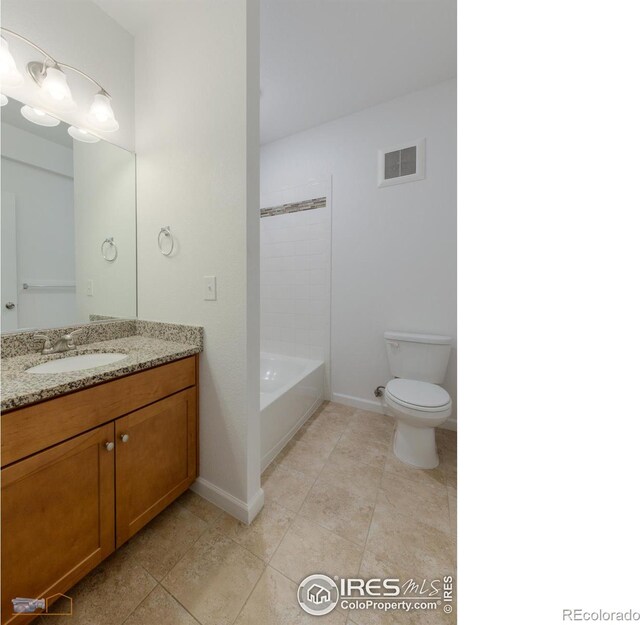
<box><xmin>34</xmin><ymin>330</ymin><xmax>82</xmax><ymax>355</ymax></box>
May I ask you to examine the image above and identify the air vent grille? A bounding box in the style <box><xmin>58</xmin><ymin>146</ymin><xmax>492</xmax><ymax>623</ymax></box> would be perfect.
<box><xmin>384</xmin><ymin>146</ymin><xmax>417</xmax><ymax>180</ymax></box>
<box><xmin>378</xmin><ymin>139</ymin><xmax>425</xmax><ymax>187</ymax></box>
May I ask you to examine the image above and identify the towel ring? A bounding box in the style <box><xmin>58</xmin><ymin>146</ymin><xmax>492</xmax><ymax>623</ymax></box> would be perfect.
<box><xmin>158</xmin><ymin>226</ymin><xmax>174</xmax><ymax>256</ymax></box>
<box><xmin>101</xmin><ymin>237</ymin><xmax>118</xmax><ymax>262</ymax></box>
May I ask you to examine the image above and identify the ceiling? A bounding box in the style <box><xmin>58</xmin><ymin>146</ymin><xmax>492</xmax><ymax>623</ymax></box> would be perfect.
<box><xmin>94</xmin><ymin>0</ymin><xmax>456</xmax><ymax>144</ymax></box>
<box><xmin>93</xmin><ymin>0</ymin><xmax>153</xmax><ymax>35</ymax></box>
<box><xmin>260</xmin><ymin>0</ymin><xmax>456</xmax><ymax>144</ymax></box>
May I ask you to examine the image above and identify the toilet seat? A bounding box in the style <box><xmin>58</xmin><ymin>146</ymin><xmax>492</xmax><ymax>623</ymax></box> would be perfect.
<box><xmin>385</xmin><ymin>378</ymin><xmax>450</xmax><ymax>412</ymax></box>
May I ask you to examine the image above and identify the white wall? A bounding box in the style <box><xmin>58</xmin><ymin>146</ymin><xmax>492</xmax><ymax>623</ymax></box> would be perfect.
<box><xmin>1</xmin><ymin>0</ymin><xmax>135</xmax><ymax>151</ymax></box>
<box><xmin>260</xmin><ymin>179</ymin><xmax>331</xmax><ymax>390</ymax></box>
<box><xmin>1</xmin><ymin>123</ymin><xmax>76</xmax><ymax>329</ymax></box>
<box><xmin>261</xmin><ymin>81</ymin><xmax>457</xmax><ymax>426</ymax></box>
<box><xmin>134</xmin><ymin>0</ymin><xmax>262</xmax><ymax>521</ymax></box>
<box><xmin>74</xmin><ymin>140</ymin><xmax>136</xmax><ymax>321</ymax></box>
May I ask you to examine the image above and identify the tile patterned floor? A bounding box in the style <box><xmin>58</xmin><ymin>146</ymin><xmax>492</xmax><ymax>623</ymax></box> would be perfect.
<box><xmin>36</xmin><ymin>401</ymin><xmax>457</xmax><ymax>625</ymax></box>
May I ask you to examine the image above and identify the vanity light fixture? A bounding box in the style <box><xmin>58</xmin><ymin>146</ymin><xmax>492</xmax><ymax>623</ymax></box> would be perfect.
<box><xmin>0</xmin><ymin>36</ymin><xmax>23</xmax><ymax>87</ymax></box>
<box><xmin>0</xmin><ymin>93</ymin><xmax>8</xmax><ymax>106</ymax></box>
<box><xmin>68</xmin><ymin>126</ymin><xmax>100</xmax><ymax>143</ymax></box>
<box><xmin>0</xmin><ymin>27</ymin><xmax>119</xmax><ymax>131</ymax></box>
<box><xmin>20</xmin><ymin>105</ymin><xmax>60</xmax><ymax>127</ymax></box>
<box><xmin>32</xmin><ymin>64</ymin><xmax>76</xmax><ymax>110</ymax></box>
<box><xmin>87</xmin><ymin>90</ymin><xmax>119</xmax><ymax>131</ymax></box>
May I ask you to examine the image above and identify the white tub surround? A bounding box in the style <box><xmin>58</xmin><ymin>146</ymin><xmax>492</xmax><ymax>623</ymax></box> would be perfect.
<box><xmin>260</xmin><ymin>178</ymin><xmax>332</xmax><ymax>396</ymax></box>
<box><xmin>260</xmin><ymin>353</ymin><xmax>324</xmax><ymax>472</ymax></box>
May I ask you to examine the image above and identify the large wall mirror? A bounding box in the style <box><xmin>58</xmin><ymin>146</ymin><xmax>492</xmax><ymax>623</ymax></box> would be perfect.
<box><xmin>1</xmin><ymin>96</ymin><xmax>136</xmax><ymax>333</ymax></box>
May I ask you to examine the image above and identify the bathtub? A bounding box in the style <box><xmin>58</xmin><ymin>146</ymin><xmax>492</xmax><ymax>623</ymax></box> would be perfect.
<box><xmin>260</xmin><ymin>352</ymin><xmax>324</xmax><ymax>472</ymax></box>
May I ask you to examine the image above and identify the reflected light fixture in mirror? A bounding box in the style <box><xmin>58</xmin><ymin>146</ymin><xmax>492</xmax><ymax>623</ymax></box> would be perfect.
<box><xmin>20</xmin><ymin>105</ymin><xmax>60</xmax><ymax>127</ymax></box>
<box><xmin>0</xmin><ymin>36</ymin><xmax>23</xmax><ymax>87</ymax></box>
<box><xmin>68</xmin><ymin>126</ymin><xmax>100</xmax><ymax>143</ymax></box>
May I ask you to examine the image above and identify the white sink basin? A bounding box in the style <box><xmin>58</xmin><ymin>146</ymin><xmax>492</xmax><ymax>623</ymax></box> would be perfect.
<box><xmin>26</xmin><ymin>353</ymin><xmax>129</xmax><ymax>374</ymax></box>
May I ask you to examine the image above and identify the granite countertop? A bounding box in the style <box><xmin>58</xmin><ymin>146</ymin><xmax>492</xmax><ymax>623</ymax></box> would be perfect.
<box><xmin>1</xmin><ymin>322</ymin><xmax>203</xmax><ymax>412</ymax></box>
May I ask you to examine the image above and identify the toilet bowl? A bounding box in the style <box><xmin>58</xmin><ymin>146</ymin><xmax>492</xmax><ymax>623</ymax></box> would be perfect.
<box><xmin>384</xmin><ymin>378</ymin><xmax>451</xmax><ymax>469</ymax></box>
<box><xmin>383</xmin><ymin>331</ymin><xmax>453</xmax><ymax>469</ymax></box>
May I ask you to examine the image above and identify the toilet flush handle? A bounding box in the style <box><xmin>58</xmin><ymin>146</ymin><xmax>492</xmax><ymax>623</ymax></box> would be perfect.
<box><xmin>388</xmin><ymin>341</ymin><xmax>399</xmax><ymax>348</ymax></box>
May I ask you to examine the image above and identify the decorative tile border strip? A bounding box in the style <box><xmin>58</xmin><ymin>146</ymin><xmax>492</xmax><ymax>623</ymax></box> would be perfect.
<box><xmin>260</xmin><ymin>196</ymin><xmax>326</xmax><ymax>218</ymax></box>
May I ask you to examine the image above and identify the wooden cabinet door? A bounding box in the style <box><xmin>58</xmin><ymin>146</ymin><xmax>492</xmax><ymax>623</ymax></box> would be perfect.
<box><xmin>1</xmin><ymin>423</ymin><xmax>115</xmax><ymax>625</ymax></box>
<box><xmin>115</xmin><ymin>388</ymin><xmax>197</xmax><ymax>546</ymax></box>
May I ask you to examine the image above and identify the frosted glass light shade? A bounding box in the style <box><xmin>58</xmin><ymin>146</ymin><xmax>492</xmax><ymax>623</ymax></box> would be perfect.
<box><xmin>20</xmin><ymin>105</ymin><xmax>61</xmax><ymax>127</ymax></box>
<box><xmin>87</xmin><ymin>92</ymin><xmax>119</xmax><ymax>131</ymax></box>
<box><xmin>41</xmin><ymin>66</ymin><xmax>76</xmax><ymax>110</ymax></box>
<box><xmin>0</xmin><ymin>94</ymin><xmax>8</xmax><ymax>106</ymax></box>
<box><xmin>0</xmin><ymin>37</ymin><xmax>23</xmax><ymax>87</ymax></box>
<box><xmin>68</xmin><ymin>126</ymin><xmax>100</xmax><ymax>143</ymax></box>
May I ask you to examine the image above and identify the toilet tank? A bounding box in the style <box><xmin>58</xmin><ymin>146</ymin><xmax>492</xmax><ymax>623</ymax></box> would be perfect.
<box><xmin>384</xmin><ymin>331</ymin><xmax>452</xmax><ymax>383</ymax></box>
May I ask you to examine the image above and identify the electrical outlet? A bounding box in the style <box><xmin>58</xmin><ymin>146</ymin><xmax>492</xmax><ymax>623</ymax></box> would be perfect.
<box><xmin>204</xmin><ymin>276</ymin><xmax>216</xmax><ymax>301</ymax></box>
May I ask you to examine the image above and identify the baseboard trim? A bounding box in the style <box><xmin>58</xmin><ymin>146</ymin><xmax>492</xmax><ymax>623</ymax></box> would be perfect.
<box><xmin>331</xmin><ymin>392</ymin><xmax>457</xmax><ymax>431</ymax></box>
<box><xmin>191</xmin><ymin>477</ymin><xmax>265</xmax><ymax>524</ymax></box>
<box><xmin>246</xmin><ymin>488</ymin><xmax>265</xmax><ymax>524</ymax></box>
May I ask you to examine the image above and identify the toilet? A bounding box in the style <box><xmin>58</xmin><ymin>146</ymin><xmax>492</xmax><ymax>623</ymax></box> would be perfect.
<box><xmin>383</xmin><ymin>331</ymin><xmax>452</xmax><ymax>469</ymax></box>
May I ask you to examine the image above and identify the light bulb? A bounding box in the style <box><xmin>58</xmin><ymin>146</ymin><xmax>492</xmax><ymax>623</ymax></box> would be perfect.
<box><xmin>40</xmin><ymin>66</ymin><xmax>76</xmax><ymax>110</ymax></box>
<box><xmin>68</xmin><ymin>126</ymin><xmax>100</xmax><ymax>143</ymax></box>
<box><xmin>20</xmin><ymin>105</ymin><xmax>60</xmax><ymax>127</ymax></box>
<box><xmin>0</xmin><ymin>94</ymin><xmax>8</xmax><ymax>106</ymax></box>
<box><xmin>87</xmin><ymin>91</ymin><xmax>119</xmax><ymax>131</ymax></box>
<box><xmin>0</xmin><ymin>37</ymin><xmax>23</xmax><ymax>87</ymax></box>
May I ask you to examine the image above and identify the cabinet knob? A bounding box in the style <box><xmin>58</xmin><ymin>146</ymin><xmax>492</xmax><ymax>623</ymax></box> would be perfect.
<box><xmin>120</xmin><ymin>433</ymin><xmax>130</xmax><ymax>443</ymax></box>
<box><xmin>105</xmin><ymin>441</ymin><xmax>115</xmax><ymax>452</ymax></box>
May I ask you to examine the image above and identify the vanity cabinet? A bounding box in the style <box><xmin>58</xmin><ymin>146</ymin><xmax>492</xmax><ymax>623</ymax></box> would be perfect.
<box><xmin>115</xmin><ymin>388</ymin><xmax>197</xmax><ymax>546</ymax></box>
<box><xmin>0</xmin><ymin>356</ymin><xmax>198</xmax><ymax>625</ymax></box>
<box><xmin>1</xmin><ymin>424</ymin><xmax>115</xmax><ymax>624</ymax></box>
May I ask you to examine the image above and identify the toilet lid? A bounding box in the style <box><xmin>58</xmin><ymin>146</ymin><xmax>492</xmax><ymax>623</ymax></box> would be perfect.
<box><xmin>386</xmin><ymin>378</ymin><xmax>450</xmax><ymax>410</ymax></box>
